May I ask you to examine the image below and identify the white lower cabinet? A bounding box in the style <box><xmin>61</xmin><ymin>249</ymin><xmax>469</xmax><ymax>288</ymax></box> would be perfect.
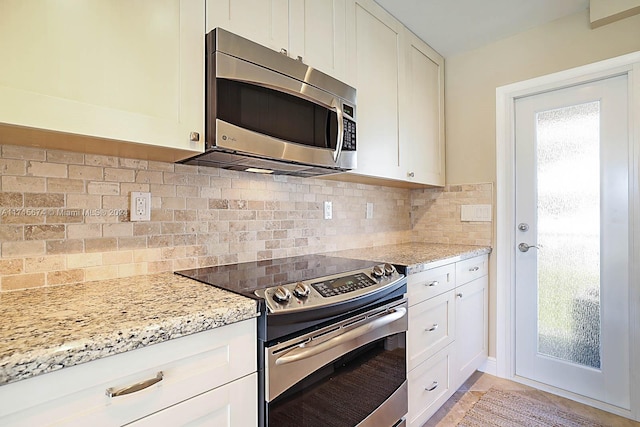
<box><xmin>129</xmin><ymin>372</ymin><xmax>257</xmax><ymax>427</ymax></box>
<box><xmin>408</xmin><ymin>343</ymin><xmax>453</xmax><ymax>427</ymax></box>
<box><xmin>407</xmin><ymin>254</ymin><xmax>489</xmax><ymax>427</ymax></box>
<box><xmin>0</xmin><ymin>319</ymin><xmax>257</xmax><ymax>427</ymax></box>
<box><xmin>408</xmin><ymin>289</ymin><xmax>455</xmax><ymax>371</ymax></box>
<box><xmin>454</xmin><ymin>276</ymin><xmax>489</xmax><ymax>390</ymax></box>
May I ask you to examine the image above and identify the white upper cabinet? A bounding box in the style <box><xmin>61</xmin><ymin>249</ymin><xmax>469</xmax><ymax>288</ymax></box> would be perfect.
<box><xmin>346</xmin><ymin>0</ymin><xmax>403</xmax><ymax>180</ymax></box>
<box><xmin>400</xmin><ymin>30</ymin><xmax>445</xmax><ymax>186</ymax></box>
<box><xmin>0</xmin><ymin>0</ymin><xmax>205</xmax><ymax>159</ymax></box>
<box><xmin>289</xmin><ymin>0</ymin><xmax>348</xmax><ymax>84</ymax></box>
<box><xmin>343</xmin><ymin>0</ymin><xmax>445</xmax><ymax>187</ymax></box>
<box><xmin>206</xmin><ymin>0</ymin><xmax>348</xmax><ymax>82</ymax></box>
<box><xmin>206</xmin><ymin>0</ymin><xmax>289</xmax><ymax>53</ymax></box>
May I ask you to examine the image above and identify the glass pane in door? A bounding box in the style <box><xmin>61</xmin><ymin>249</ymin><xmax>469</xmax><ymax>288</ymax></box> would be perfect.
<box><xmin>535</xmin><ymin>101</ymin><xmax>601</xmax><ymax>369</ymax></box>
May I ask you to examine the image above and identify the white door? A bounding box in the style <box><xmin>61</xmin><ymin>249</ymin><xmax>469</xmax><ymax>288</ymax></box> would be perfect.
<box><xmin>514</xmin><ymin>75</ymin><xmax>630</xmax><ymax>408</ymax></box>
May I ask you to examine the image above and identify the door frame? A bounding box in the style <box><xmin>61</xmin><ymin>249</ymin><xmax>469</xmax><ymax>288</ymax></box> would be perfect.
<box><xmin>495</xmin><ymin>51</ymin><xmax>640</xmax><ymax>420</ymax></box>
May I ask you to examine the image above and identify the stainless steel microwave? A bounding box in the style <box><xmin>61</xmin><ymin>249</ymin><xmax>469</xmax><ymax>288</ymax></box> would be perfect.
<box><xmin>181</xmin><ymin>28</ymin><xmax>357</xmax><ymax>177</ymax></box>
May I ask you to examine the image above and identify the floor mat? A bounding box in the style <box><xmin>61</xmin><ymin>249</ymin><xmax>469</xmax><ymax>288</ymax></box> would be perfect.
<box><xmin>457</xmin><ymin>388</ymin><xmax>608</xmax><ymax>427</ymax></box>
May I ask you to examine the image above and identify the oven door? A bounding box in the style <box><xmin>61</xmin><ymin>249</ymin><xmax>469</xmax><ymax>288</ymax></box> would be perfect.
<box><xmin>265</xmin><ymin>300</ymin><xmax>408</xmax><ymax>427</ymax></box>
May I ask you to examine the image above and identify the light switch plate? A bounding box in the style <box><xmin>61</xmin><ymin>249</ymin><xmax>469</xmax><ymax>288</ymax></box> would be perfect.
<box><xmin>130</xmin><ymin>192</ymin><xmax>151</xmax><ymax>221</ymax></box>
<box><xmin>324</xmin><ymin>201</ymin><xmax>332</xmax><ymax>220</ymax></box>
<box><xmin>461</xmin><ymin>204</ymin><xmax>492</xmax><ymax>222</ymax></box>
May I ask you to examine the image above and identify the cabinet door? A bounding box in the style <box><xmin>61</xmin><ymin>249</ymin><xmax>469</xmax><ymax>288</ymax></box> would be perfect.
<box><xmin>400</xmin><ymin>30</ymin><xmax>445</xmax><ymax>186</ymax></box>
<box><xmin>454</xmin><ymin>275</ymin><xmax>489</xmax><ymax>389</ymax></box>
<box><xmin>130</xmin><ymin>373</ymin><xmax>257</xmax><ymax>427</ymax></box>
<box><xmin>289</xmin><ymin>0</ymin><xmax>348</xmax><ymax>83</ymax></box>
<box><xmin>0</xmin><ymin>0</ymin><xmax>204</xmax><ymax>156</ymax></box>
<box><xmin>206</xmin><ymin>0</ymin><xmax>289</xmax><ymax>53</ymax></box>
<box><xmin>346</xmin><ymin>0</ymin><xmax>402</xmax><ymax>180</ymax></box>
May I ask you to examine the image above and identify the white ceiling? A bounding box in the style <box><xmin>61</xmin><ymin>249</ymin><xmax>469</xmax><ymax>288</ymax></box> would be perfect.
<box><xmin>373</xmin><ymin>0</ymin><xmax>590</xmax><ymax>57</ymax></box>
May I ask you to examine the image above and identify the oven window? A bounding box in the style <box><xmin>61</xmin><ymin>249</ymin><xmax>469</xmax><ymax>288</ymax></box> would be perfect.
<box><xmin>268</xmin><ymin>335</ymin><xmax>406</xmax><ymax>427</ymax></box>
<box><xmin>216</xmin><ymin>79</ymin><xmax>338</xmax><ymax>149</ymax></box>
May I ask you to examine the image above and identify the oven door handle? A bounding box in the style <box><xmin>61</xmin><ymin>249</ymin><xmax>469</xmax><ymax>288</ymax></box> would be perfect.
<box><xmin>275</xmin><ymin>306</ymin><xmax>407</xmax><ymax>366</ymax></box>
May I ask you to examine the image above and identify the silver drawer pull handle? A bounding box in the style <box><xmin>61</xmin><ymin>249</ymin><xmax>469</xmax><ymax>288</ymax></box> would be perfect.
<box><xmin>106</xmin><ymin>371</ymin><xmax>163</xmax><ymax>398</ymax></box>
<box><xmin>427</xmin><ymin>280</ymin><xmax>439</xmax><ymax>287</ymax></box>
<box><xmin>425</xmin><ymin>324</ymin><xmax>439</xmax><ymax>332</ymax></box>
<box><xmin>425</xmin><ymin>381</ymin><xmax>439</xmax><ymax>392</ymax></box>
<box><xmin>457</xmin><ymin>293</ymin><xmax>463</xmax><ymax>298</ymax></box>
<box><xmin>469</xmin><ymin>266</ymin><xmax>480</xmax><ymax>272</ymax></box>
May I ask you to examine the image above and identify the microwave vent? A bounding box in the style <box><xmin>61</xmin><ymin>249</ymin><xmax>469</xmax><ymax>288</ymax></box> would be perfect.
<box><xmin>181</xmin><ymin>150</ymin><xmax>344</xmax><ymax>177</ymax></box>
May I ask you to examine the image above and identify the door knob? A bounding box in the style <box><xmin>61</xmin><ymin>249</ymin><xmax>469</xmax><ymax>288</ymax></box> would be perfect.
<box><xmin>518</xmin><ymin>242</ymin><xmax>541</xmax><ymax>252</ymax></box>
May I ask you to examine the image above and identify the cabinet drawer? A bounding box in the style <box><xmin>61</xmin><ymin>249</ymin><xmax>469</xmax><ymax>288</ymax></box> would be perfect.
<box><xmin>407</xmin><ymin>263</ymin><xmax>455</xmax><ymax>306</ymax></box>
<box><xmin>408</xmin><ymin>345</ymin><xmax>453</xmax><ymax>427</ymax></box>
<box><xmin>0</xmin><ymin>320</ymin><xmax>256</xmax><ymax>427</ymax></box>
<box><xmin>130</xmin><ymin>373</ymin><xmax>257</xmax><ymax>427</ymax></box>
<box><xmin>455</xmin><ymin>255</ymin><xmax>488</xmax><ymax>286</ymax></box>
<box><xmin>408</xmin><ymin>290</ymin><xmax>455</xmax><ymax>371</ymax></box>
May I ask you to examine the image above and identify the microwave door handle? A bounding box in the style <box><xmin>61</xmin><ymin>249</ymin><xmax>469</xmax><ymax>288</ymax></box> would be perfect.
<box><xmin>274</xmin><ymin>306</ymin><xmax>407</xmax><ymax>366</ymax></box>
<box><xmin>333</xmin><ymin>100</ymin><xmax>344</xmax><ymax>162</ymax></box>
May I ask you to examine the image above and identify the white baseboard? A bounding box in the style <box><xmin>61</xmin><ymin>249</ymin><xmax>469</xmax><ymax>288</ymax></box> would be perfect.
<box><xmin>478</xmin><ymin>357</ymin><xmax>497</xmax><ymax>376</ymax></box>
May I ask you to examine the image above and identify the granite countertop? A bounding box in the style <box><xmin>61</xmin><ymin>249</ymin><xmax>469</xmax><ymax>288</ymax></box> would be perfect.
<box><xmin>0</xmin><ymin>273</ymin><xmax>259</xmax><ymax>386</ymax></box>
<box><xmin>329</xmin><ymin>243</ymin><xmax>492</xmax><ymax>275</ymax></box>
<box><xmin>0</xmin><ymin>243</ymin><xmax>488</xmax><ymax>387</ymax></box>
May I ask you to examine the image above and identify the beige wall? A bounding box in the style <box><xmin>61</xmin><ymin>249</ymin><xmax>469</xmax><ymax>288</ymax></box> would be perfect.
<box><xmin>444</xmin><ymin>9</ymin><xmax>640</xmax><ymax>359</ymax></box>
<box><xmin>445</xmin><ymin>9</ymin><xmax>640</xmax><ymax>185</ymax></box>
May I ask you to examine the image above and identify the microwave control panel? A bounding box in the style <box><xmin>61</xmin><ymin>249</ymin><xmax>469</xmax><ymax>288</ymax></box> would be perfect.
<box><xmin>343</xmin><ymin>118</ymin><xmax>356</xmax><ymax>151</ymax></box>
<box><xmin>342</xmin><ymin>103</ymin><xmax>356</xmax><ymax>151</ymax></box>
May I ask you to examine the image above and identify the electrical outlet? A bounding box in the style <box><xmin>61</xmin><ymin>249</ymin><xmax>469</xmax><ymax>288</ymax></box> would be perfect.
<box><xmin>366</xmin><ymin>202</ymin><xmax>373</xmax><ymax>219</ymax></box>
<box><xmin>324</xmin><ymin>201</ymin><xmax>332</xmax><ymax>220</ymax></box>
<box><xmin>130</xmin><ymin>192</ymin><xmax>151</xmax><ymax>221</ymax></box>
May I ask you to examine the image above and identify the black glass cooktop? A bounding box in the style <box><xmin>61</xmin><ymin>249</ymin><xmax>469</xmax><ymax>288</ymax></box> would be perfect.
<box><xmin>175</xmin><ymin>254</ymin><xmax>381</xmax><ymax>300</ymax></box>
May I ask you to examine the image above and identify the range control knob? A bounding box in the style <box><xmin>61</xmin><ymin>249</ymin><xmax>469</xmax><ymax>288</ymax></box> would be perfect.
<box><xmin>384</xmin><ymin>263</ymin><xmax>396</xmax><ymax>276</ymax></box>
<box><xmin>273</xmin><ymin>286</ymin><xmax>292</xmax><ymax>303</ymax></box>
<box><xmin>293</xmin><ymin>282</ymin><xmax>310</xmax><ymax>298</ymax></box>
<box><xmin>372</xmin><ymin>265</ymin><xmax>385</xmax><ymax>278</ymax></box>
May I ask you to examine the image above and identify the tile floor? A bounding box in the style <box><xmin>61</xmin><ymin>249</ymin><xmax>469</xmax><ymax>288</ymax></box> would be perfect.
<box><xmin>423</xmin><ymin>372</ymin><xmax>640</xmax><ymax>426</ymax></box>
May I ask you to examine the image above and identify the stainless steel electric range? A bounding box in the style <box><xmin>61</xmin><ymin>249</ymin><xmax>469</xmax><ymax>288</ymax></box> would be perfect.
<box><xmin>176</xmin><ymin>254</ymin><xmax>408</xmax><ymax>427</ymax></box>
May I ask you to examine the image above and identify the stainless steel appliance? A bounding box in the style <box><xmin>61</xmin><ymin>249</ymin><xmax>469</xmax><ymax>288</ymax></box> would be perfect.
<box><xmin>180</xmin><ymin>28</ymin><xmax>357</xmax><ymax>177</ymax></box>
<box><xmin>176</xmin><ymin>255</ymin><xmax>407</xmax><ymax>427</ymax></box>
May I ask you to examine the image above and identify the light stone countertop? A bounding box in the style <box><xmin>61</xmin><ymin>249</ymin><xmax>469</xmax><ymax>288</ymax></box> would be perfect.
<box><xmin>329</xmin><ymin>243</ymin><xmax>492</xmax><ymax>275</ymax></box>
<box><xmin>0</xmin><ymin>273</ymin><xmax>259</xmax><ymax>386</ymax></box>
<box><xmin>0</xmin><ymin>244</ymin><xmax>488</xmax><ymax>386</ymax></box>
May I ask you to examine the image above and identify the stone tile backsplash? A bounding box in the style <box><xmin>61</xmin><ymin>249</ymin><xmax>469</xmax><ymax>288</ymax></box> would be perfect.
<box><xmin>0</xmin><ymin>144</ymin><xmax>492</xmax><ymax>291</ymax></box>
<box><xmin>411</xmin><ymin>183</ymin><xmax>493</xmax><ymax>246</ymax></box>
